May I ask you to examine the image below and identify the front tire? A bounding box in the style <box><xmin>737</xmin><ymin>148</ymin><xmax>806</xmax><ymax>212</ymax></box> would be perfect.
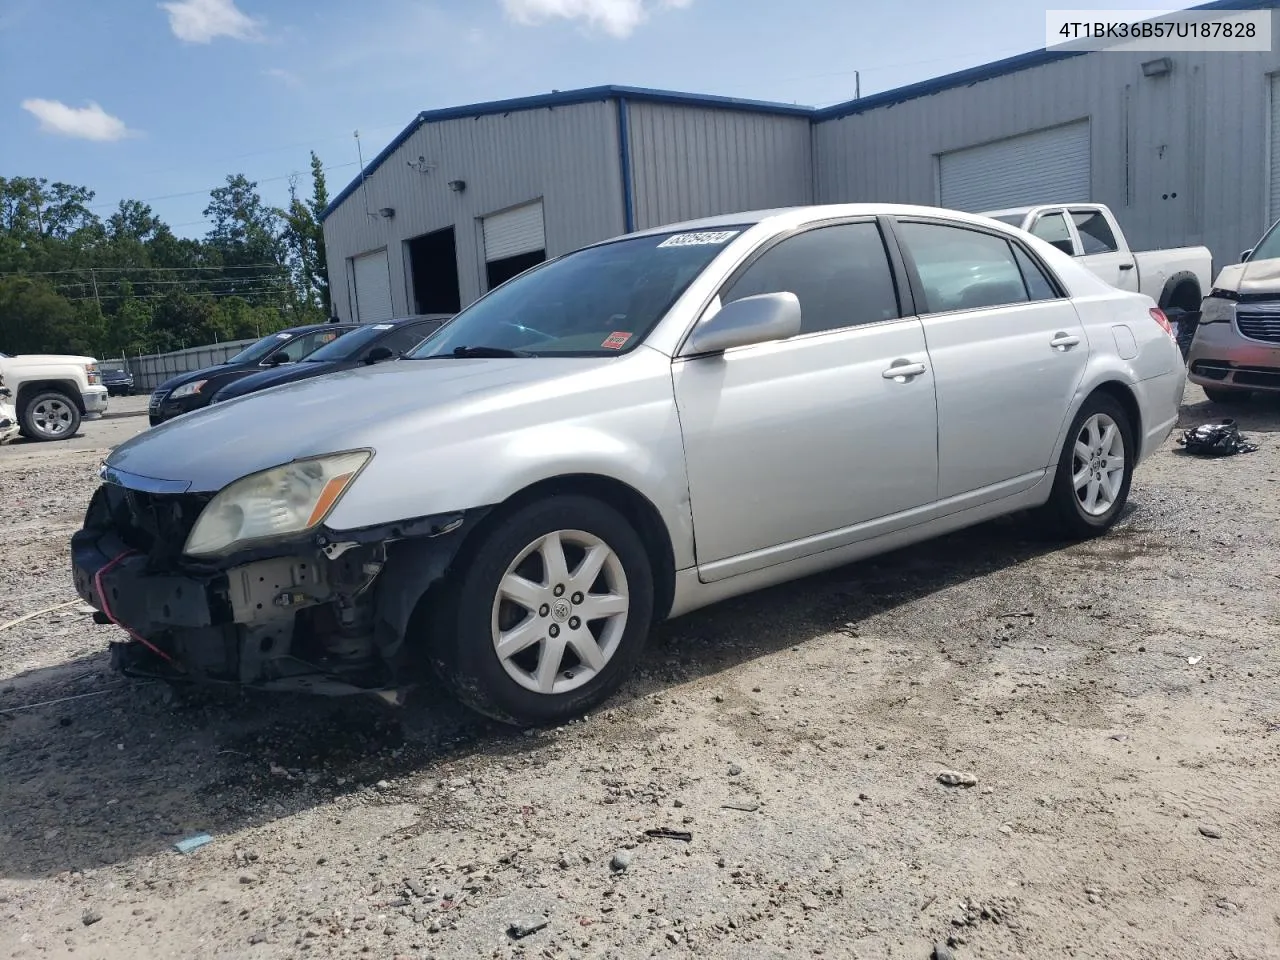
<box><xmin>19</xmin><ymin>390</ymin><xmax>81</xmax><ymax>441</ymax></box>
<box><xmin>429</xmin><ymin>496</ymin><xmax>654</xmax><ymax>726</ymax></box>
<box><xmin>1037</xmin><ymin>393</ymin><xmax>1134</xmax><ymax>540</ymax></box>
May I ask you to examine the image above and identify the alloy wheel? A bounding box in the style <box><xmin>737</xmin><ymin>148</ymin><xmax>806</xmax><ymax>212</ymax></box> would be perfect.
<box><xmin>1072</xmin><ymin>412</ymin><xmax>1126</xmax><ymax>516</ymax></box>
<box><xmin>32</xmin><ymin>397</ymin><xmax>75</xmax><ymax>438</ymax></box>
<box><xmin>490</xmin><ymin>529</ymin><xmax>630</xmax><ymax>695</ymax></box>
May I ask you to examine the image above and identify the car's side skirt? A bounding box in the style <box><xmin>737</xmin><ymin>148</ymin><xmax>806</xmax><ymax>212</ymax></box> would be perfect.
<box><xmin>668</xmin><ymin>471</ymin><xmax>1052</xmax><ymax>618</ymax></box>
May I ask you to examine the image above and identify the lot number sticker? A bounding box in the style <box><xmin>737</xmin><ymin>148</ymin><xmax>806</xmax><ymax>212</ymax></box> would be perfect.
<box><xmin>657</xmin><ymin>230</ymin><xmax>739</xmax><ymax>248</ymax></box>
<box><xmin>602</xmin><ymin>331</ymin><xmax>633</xmax><ymax>350</ymax></box>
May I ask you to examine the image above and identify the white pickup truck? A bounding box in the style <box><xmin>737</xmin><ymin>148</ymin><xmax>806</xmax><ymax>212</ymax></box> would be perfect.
<box><xmin>983</xmin><ymin>202</ymin><xmax>1212</xmax><ymax>348</ymax></box>
<box><xmin>0</xmin><ymin>352</ymin><xmax>109</xmax><ymax>441</ymax></box>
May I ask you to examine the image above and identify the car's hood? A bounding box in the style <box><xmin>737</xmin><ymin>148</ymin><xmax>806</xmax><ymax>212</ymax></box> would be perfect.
<box><xmin>1211</xmin><ymin>257</ymin><xmax>1280</xmax><ymax>296</ymax></box>
<box><xmin>156</xmin><ymin>362</ymin><xmax>247</xmax><ymax>392</ymax></box>
<box><xmin>214</xmin><ymin>359</ymin><xmax>349</xmax><ymax>400</ymax></box>
<box><xmin>107</xmin><ymin>357</ymin><xmax>617</xmax><ymax>491</ymax></box>
<box><xmin>0</xmin><ymin>353</ymin><xmax>95</xmax><ymax>366</ymax></box>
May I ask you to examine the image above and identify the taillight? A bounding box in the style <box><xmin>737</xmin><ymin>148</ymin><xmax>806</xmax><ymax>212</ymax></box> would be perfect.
<box><xmin>1150</xmin><ymin>307</ymin><xmax>1175</xmax><ymax>340</ymax></box>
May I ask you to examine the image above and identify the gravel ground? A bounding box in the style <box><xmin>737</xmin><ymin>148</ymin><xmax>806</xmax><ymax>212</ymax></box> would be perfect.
<box><xmin>1</xmin><ymin>385</ymin><xmax>1278</xmax><ymax>960</ymax></box>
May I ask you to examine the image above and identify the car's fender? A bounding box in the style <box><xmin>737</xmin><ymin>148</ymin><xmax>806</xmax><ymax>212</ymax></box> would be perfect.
<box><xmin>324</xmin><ymin>355</ymin><xmax>697</xmax><ymax>571</ymax></box>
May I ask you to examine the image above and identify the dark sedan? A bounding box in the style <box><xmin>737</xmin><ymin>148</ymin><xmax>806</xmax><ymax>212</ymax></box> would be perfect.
<box><xmin>101</xmin><ymin>366</ymin><xmax>135</xmax><ymax>396</ymax></box>
<box><xmin>210</xmin><ymin>315</ymin><xmax>450</xmax><ymax>405</ymax></box>
<box><xmin>148</xmin><ymin>323</ymin><xmax>356</xmax><ymax>426</ymax></box>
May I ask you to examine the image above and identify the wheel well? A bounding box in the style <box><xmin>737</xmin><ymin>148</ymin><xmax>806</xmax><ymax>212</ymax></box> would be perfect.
<box><xmin>1160</xmin><ymin>275</ymin><xmax>1202</xmax><ymax>313</ymax></box>
<box><xmin>1090</xmin><ymin>381</ymin><xmax>1142</xmax><ymax>442</ymax></box>
<box><xmin>462</xmin><ymin>474</ymin><xmax>678</xmax><ymax>622</ymax></box>
<box><xmin>16</xmin><ymin>380</ymin><xmax>84</xmax><ymax>414</ymax></box>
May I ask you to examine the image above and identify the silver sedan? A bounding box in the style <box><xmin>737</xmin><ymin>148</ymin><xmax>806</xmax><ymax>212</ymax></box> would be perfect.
<box><xmin>72</xmin><ymin>204</ymin><xmax>1185</xmax><ymax>725</ymax></box>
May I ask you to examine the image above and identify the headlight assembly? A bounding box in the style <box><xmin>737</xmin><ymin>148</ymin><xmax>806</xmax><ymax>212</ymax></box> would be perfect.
<box><xmin>183</xmin><ymin>451</ymin><xmax>371</xmax><ymax>557</ymax></box>
<box><xmin>169</xmin><ymin>380</ymin><xmax>208</xmax><ymax>399</ymax></box>
<box><xmin>1198</xmin><ymin>293</ymin><xmax>1237</xmax><ymax>324</ymax></box>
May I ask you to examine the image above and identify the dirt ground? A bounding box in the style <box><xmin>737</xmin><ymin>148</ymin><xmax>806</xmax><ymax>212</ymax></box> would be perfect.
<box><xmin>2</xmin><ymin>386</ymin><xmax>1278</xmax><ymax>960</ymax></box>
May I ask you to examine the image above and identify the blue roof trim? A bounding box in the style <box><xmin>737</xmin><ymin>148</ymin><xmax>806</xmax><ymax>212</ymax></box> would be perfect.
<box><xmin>321</xmin><ymin>85</ymin><xmax>811</xmax><ymax>221</ymax></box>
<box><xmin>321</xmin><ymin>0</ymin><xmax>1279</xmax><ymax>221</ymax></box>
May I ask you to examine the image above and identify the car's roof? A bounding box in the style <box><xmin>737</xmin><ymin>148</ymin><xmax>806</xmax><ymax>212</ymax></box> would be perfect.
<box><xmin>285</xmin><ymin>322</ymin><xmax>357</xmax><ymax>334</ymax></box>
<box><xmin>980</xmin><ymin>202</ymin><xmax>1102</xmax><ymax>219</ymax></box>
<box><xmin>620</xmin><ymin>203</ymin><xmax>1035</xmax><ymax>240</ymax></box>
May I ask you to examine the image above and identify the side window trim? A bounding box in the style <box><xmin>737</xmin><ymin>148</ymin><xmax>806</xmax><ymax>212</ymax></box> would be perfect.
<box><xmin>888</xmin><ymin>216</ymin><xmax>1070</xmax><ymax>317</ymax></box>
<box><xmin>710</xmin><ymin>217</ymin><xmax>908</xmax><ymax>339</ymax></box>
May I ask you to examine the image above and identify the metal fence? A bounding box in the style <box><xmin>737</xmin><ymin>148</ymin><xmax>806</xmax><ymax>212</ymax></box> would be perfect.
<box><xmin>102</xmin><ymin>339</ymin><xmax>259</xmax><ymax>393</ymax></box>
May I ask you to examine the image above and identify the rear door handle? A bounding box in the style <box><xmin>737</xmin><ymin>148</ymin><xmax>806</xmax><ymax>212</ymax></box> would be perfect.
<box><xmin>1050</xmin><ymin>333</ymin><xmax>1081</xmax><ymax>350</ymax></box>
<box><xmin>882</xmin><ymin>361</ymin><xmax>927</xmax><ymax>381</ymax></box>
<box><xmin>1119</xmin><ymin>263</ymin><xmax>1135</xmax><ymax>270</ymax></box>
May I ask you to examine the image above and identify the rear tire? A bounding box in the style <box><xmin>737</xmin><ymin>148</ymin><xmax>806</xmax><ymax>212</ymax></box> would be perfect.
<box><xmin>19</xmin><ymin>390</ymin><xmax>81</xmax><ymax>441</ymax></box>
<box><xmin>1036</xmin><ymin>393</ymin><xmax>1134</xmax><ymax>540</ymax></box>
<box><xmin>428</xmin><ymin>495</ymin><xmax>654</xmax><ymax>726</ymax></box>
<box><xmin>1203</xmin><ymin>386</ymin><xmax>1253</xmax><ymax>404</ymax></box>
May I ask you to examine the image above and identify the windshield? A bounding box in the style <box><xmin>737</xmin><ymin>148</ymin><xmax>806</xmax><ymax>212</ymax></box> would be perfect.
<box><xmin>1250</xmin><ymin>219</ymin><xmax>1280</xmax><ymax>262</ymax></box>
<box><xmin>303</xmin><ymin>323</ymin><xmax>391</xmax><ymax>362</ymax></box>
<box><xmin>226</xmin><ymin>331</ymin><xmax>297</xmax><ymax>364</ymax></box>
<box><xmin>101</xmin><ymin>367</ymin><xmax>127</xmax><ymax>375</ymax></box>
<box><xmin>408</xmin><ymin>227</ymin><xmax>749</xmax><ymax>358</ymax></box>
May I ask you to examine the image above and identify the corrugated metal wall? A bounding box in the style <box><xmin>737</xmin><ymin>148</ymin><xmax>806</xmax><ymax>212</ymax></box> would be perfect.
<box><xmin>813</xmin><ymin>47</ymin><xmax>1280</xmax><ymax>273</ymax></box>
<box><xmin>626</xmin><ymin>103</ymin><xmax>813</xmax><ymax>229</ymax></box>
<box><xmin>322</xmin><ymin>100</ymin><xmax>625</xmax><ymax>321</ymax></box>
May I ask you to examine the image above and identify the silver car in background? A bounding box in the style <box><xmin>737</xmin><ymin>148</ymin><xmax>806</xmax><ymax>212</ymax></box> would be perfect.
<box><xmin>72</xmin><ymin>204</ymin><xmax>1185</xmax><ymax>725</ymax></box>
<box><xmin>1187</xmin><ymin>217</ymin><xmax>1280</xmax><ymax>402</ymax></box>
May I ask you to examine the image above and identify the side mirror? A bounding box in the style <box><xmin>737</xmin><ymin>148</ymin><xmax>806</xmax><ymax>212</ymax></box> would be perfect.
<box><xmin>364</xmin><ymin>346</ymin><xmax>394</xmax><ymax>364</ymax></box>
<box><xmin>684</xmin><ymin>292</ymin><xmax>801</xmax><ymax>356</ymax></box>
<box><xmin>1241</xmin><ymin>248</ymin><xmax>1254</xmax><ymax>262</ymax></box>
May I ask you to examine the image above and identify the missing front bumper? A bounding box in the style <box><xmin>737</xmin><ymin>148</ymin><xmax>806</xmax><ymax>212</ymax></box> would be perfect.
<box><xmin>72</xmin><ymin>486</ymin><xmax>480</xmax><ymax>696</ymax></box>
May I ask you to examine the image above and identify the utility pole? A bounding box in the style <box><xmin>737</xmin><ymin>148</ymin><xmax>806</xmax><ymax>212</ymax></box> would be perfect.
<box><xmin>855</xmin><ymin>71</ymin><xmax>861</xmax><ymax>100</ymax></box>
<box><xmin>89</xmin><ymin>268</ymin><xmax>102</xmax><ymax>314</ymax></box>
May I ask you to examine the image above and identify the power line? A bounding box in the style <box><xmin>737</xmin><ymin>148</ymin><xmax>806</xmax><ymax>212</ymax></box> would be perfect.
<box><xmin>54</xmin><ymin>276</ymin><xmax>289</xmax><ymax>290</ymax></box>
<box><xmin>1</xmin><ymin>263</ymin><xmax>285</xmax><ymax>277</ymax></box>
<box><xmin>62</xmin><ymin>287</ymin><xmax>295</xmax><ymax>303</ymax></box>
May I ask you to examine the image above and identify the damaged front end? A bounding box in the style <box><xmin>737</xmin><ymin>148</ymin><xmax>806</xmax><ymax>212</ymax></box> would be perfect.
<box><xmin>71</xmin><ymin>475</ymin><xmax>482</xmax><ymax>698</ymax></box>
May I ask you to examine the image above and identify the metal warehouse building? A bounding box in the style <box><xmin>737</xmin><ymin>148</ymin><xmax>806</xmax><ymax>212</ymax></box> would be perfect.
<box><xmin>321</xmin><ymin>0</ymin><xmax>1280</xmax><ymax>323</ymax></box>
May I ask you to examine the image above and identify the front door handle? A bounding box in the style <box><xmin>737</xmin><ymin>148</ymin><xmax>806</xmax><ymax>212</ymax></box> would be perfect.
<box><xmin>1119</xmin><ymin>262</ymin><xmax>1135</xmax><ymax>271</ymax></box>
<box><xmin>882</xmin><ymin>360</ymin><xmax>927</xmax><ymax>381</ymax></box>
<box><xmin>1050</xmin><ymin>333</ymin><xmax>1081</xmax><ymax>350</ymax></box>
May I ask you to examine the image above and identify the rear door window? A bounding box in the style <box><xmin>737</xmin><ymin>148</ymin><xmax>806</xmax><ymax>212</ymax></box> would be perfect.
<box><xmin>1030</xmin><ymin>213</ymin><xmax>1076</xmax><ymax>255</ymax></box>
<box><xmin>897</xmin><ymin>221</ymin><xmax>1034</xmax><ymax>314</ymax></box>
<box><xmin>1070</xmin><ymin>210</ymin><xmax>1119</xmax><ymax>255</ymax></box>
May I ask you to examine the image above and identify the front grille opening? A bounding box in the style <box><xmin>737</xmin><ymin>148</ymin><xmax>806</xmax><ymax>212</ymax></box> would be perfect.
<box><xmin>1190</xmin><ymin>361</ymin><xmax>1231</xmax><ymax>381</ymax></box>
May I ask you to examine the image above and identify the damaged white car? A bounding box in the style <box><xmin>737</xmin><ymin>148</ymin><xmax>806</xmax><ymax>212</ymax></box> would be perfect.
<box><xmin>72</xmin><ymin>205</ymin><xmax>1184</xmax><ymax>725</ymax></box>
<box><xmin>0</xmin><ymin>385</ymin><xmax>19</xmax><ymax>444</ymax></box>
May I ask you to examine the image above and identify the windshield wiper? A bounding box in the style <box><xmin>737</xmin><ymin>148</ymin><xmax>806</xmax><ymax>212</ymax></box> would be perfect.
<box><xmin>437</xmin><ymin>345</ymin><xmax>535</xmax><ymax>359</ymax></box>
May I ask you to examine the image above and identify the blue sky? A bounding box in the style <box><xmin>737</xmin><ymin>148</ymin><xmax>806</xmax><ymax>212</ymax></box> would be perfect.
<box><xmin>0</xmin><ymin>0</ymin><xmax>1183</xmax><ymax>236</ymax></box>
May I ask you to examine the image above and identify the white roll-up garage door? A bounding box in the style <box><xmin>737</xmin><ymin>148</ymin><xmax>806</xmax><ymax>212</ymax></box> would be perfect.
<box><xmin>939</xmin><ymin>121</ymin><xmax>1091</xmax><ymax>213</ymax></box>
<box><xmin>351</xmin><ymin>249</ymin><xmax>393</xmax><ymax>323</ymax></box>
<box><xmin>483</xmin><ymin>201</ymin><xmax>546</xmax><ymax>261</ymax></box>
<box><xmin>1269</xmin><ymin>75</ymin><xmax>1280</xmax><ymax>223</ymax></box>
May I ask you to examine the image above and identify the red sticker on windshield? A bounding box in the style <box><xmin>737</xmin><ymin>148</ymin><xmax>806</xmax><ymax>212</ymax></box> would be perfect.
<box><xmin>602</xmin><ymin>331</ymin><xmax>632</xmax><ymax>350</ymax></box>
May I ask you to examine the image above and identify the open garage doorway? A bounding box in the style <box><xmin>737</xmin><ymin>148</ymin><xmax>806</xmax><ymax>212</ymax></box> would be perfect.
<box><xmin>482</xmin><ymin>201</ymin><xmax>546</xmax><ymax>291</ymax></box>
<box><xmin>406</xmin><ymin>227</ymin><xmax>462</xmax><ymax>315</ymax></box>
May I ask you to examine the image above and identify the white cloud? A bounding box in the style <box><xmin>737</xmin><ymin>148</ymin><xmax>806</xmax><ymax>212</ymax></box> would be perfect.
<box><xmin>20</xmin><ymin>99</ymin><xmax>135</xmax><ymax>141</ymax></box>
<box><xmin>159</xmin><ymin>0</ymin><xmax>262</xmax><ymax>43</ymax></box>
<box><xmin>264</xmin><ymin>67</ymin><xmax>302</xmax><ymax>88</ymax></box>
<box><xmin>501</xmin><ymin>0</ymin><xmax>691</xmax><ymax>38</ymax></box>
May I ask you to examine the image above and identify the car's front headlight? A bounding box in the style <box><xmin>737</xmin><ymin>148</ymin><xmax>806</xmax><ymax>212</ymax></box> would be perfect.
<box><xmin>184</xmin><ymin>451</ymin><xmax>371</xmax><ymax>557</ymax></box>
<box><xmin>170</xmin><ymin>380</ymin><xmax>208</xmax><ymax>399</ymax></box>
<box><xmin>1199</xmin><ymin>293</ymin><xmax>1237</xmax><ymax>324</ymax></box>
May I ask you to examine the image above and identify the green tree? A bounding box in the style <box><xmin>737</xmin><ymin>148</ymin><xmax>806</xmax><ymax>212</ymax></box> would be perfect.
<box><xmin>0</xmin><ymin>276</ymin><xmax>77</xmax><ymax>353</ymax></box>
